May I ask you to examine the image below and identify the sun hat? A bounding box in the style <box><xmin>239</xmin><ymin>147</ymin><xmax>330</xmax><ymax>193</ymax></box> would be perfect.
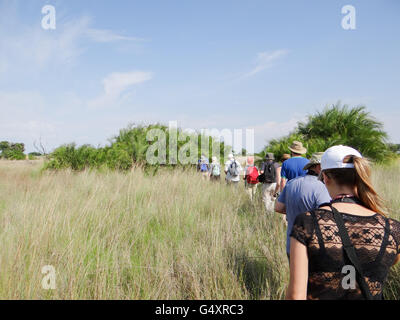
<box><xmin>265</xmin><ymin>153</ymin><xmax>275</xmax><ymax>160</ymax></box>
<box><xmin>288</xmin><ymin>141</ymin><xmax>307</xmax><ymax>155</ymax></box>
<box><xmin>321</xmin><ymin>145</ymin><xmax>362</xmax><ymax>171</ymax></box>
<box><xmin>303</xmin><ymin>152</ymin><xmax>324</xmax><ymax>171</ymax></box>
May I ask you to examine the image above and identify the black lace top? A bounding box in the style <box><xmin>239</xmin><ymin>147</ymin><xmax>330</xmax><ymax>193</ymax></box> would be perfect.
<box><xmin>290</xmin><ymin>209</ymin><xmax>400</xmax><ymax>300</ymax></box>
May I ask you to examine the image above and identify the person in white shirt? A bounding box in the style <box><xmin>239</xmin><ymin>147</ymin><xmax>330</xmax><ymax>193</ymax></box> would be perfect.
<box><xmin>224</xmin><ymin>154</ymin><xmax>242</xmax><ymax>186</ymax></box>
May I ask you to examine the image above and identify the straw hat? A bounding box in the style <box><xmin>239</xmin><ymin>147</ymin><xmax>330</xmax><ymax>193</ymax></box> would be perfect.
<box><xmin>288</xmin><ymin>141</ymin><xmax>307</xmax><ymax>155</ymax></box>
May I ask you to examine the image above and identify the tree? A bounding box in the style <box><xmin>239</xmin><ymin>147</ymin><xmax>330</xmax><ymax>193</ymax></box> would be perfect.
<box><xmin>261</xmin><ymin>104</ymin><xmax>394</xmax><ymax>163</ymax></box>
<box><xmin>0</xmin><ymin>141</ymin><xmax>26</xmax><ymax>160</ymax></box>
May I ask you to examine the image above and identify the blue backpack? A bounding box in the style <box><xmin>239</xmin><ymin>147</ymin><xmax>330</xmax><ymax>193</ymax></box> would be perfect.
<box><xmin>200</xmin><ymin>160</ymin><xmax>209</xmax><ymax>172</ymax></box>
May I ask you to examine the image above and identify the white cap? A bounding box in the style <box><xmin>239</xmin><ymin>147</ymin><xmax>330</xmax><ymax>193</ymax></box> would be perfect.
<box><xmin>321</xmin><ymin>145</ymin><xmax>362</xmax><ymax>171</ymax></box>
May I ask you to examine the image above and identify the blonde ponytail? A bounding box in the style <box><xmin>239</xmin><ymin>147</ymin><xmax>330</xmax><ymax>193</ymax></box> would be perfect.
<box><xmin>353</xmin><ymin>157</ymin><xmax>386</xmax><ymax>216</ymax></box>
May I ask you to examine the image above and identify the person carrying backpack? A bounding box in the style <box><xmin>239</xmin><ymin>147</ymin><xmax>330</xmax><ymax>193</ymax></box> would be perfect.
<box><xmin>275</xmin><ymin>153</ymin><xmax>291</xmax><ymax>193</ymax></box>
<box><xmin>209</xmin><ymin>156</ymin><xmax>221</xmax><ymax>182</ymax></box>
<box><xmin>243</xmin><ymin>156</ymin><xmax>259</xmax><ymax>201</ymax></box>
<box><xmin>198</xmin><ymin>155</ymin><xmax>209</xmax><ymax>180</ymax></box>
<box><xmin>259</xmin><ymin>153</ymin><xmax>280</xmax><ymax>212</ymax></box>
<box><xmin>224</xmin><ymin>154</ymin><xmax>242</xmax><ymax>186</ymax></box>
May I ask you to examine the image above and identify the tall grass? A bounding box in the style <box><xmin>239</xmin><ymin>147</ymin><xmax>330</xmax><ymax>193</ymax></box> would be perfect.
<box><xmin>0</xmin><ymin>159</ymin><xmax>398</xmax><ymax>299</ymax></box>
<box><xmin>371</xmin><ymin>160</ymin><xmax>400</xmax><ymax>299</ymax></box>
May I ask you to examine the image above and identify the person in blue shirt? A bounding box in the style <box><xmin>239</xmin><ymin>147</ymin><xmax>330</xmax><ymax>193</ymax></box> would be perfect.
<box><xmin>275</xmin><ymin>152</ymin><xmax>331</xmax><ymax>260</ymax></box>
<box><xmin>198</xmin><ymin>155</ymin><xmax>210</xmax><ymax>180</ymax></box>
<box><xmin>280</xmin><ymin>141</ymin><xmax>310</xmax><ymax>192</ymax></box>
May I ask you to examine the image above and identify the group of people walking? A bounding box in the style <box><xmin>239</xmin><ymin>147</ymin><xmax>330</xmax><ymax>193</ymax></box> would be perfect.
<box><xmin>198</xmin><ymin>140</ymin><xmax>400</xmax><ymax>300</ymax></box>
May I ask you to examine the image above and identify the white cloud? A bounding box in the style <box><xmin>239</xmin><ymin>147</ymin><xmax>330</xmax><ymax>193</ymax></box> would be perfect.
<box><xmin>0</xmin><ymin>10</ymin><xmax>144</xmax><ymax>75</ymax></box>
<box><xmin>243</xmin><ymin>50</ymin><xmax>289</xmax><ymax>78</ymax></box>
<box><xmin>103</xmin><ymin>71</ymin><xmax>153</xmax><ymax>96</ymax></box>
<box><xmin>84</xmin><ymin>29</ymin><xmax>145</xmax><ymax>43</ymax></box>
<box><xmin>0</xmin><ymin>18</ymin><xmax>84</xmax><ymax>72</ymax></box>
<box><xmin>88</xmin><ymin>71</ymin><xmax>153</xmax><ymax>109</ymax></box>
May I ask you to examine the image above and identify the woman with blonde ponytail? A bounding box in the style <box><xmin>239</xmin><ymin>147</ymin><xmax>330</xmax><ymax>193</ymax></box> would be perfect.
<box><xmin>286</xmin><ymin>146</ymin><xmax>400</xmax><ymax>300</ymax></box>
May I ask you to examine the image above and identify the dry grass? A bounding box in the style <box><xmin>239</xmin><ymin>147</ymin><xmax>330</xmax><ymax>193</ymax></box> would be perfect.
<box><xmin>0</xmin><ymin>159</ymin><xmax>398</xmax><ymax>299</ymax></box>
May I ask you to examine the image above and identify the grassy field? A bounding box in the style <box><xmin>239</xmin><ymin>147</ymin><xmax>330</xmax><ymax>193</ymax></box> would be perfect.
<box><xmin>0</xmin><ymin>159</ymin><xmax>399</xmax><ymax>299</ymax></box>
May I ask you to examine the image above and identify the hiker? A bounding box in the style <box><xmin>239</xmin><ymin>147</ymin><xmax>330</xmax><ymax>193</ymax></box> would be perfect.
<box><xmin>198</xmin><ymin>155</ymin><xmax>210</xmax><ymax>180</ymax></box>
<box><xmin>280</xmin><ymin>141</ymin><xmax>309</xmax><ymax>192</ymax></box>
<box><xmin>209</xmin><ymin>156</ymin><xmax>221</xmax><ymax>182</ymax></box>
<box><xmin>286</xmin><ymin>146</ymin><xmax>400</xmax><ymax>300</ymax></box>
<box><xmin>275</xmin><ymin>152</ymin><xmax>331</xmax><ymax>261</ymax></box>
<box><xmin>224</xmin><ymin>154</ymin><xmax>242</xmax><ymax>186</ymax></box>
<box><xmin>275</xmin><ymin>153</ymin><xmax>291</xmax><ymax>193</ymax></box>
<box><xmin>259</xmin><ymin>153</ymin><xmax>280</xmax><ymax>212</ymax></box>
<box><xmin>243</xmin><ymin>156</ymin><xmax>259</xmax><ymax>201</ymax></box>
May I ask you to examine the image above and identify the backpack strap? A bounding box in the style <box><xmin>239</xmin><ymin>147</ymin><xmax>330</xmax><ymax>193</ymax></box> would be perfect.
<box><xmin>330</xmin><ymin>204</ymin><xmax>374</xmax><ymax>300</ymax></box>
<box><xmin>375</xmin><ymin>218</ymin><xmax>390</xmax><ymax>264</ymax></box>
<box><xmin>310</xmin><ymin>210</ymin><xmax>327</xmax><ymax>256</ymax></box>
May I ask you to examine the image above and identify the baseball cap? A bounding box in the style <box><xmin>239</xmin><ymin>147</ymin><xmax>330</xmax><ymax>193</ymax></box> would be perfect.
<box><xmin>321</xmin><ymin>145</ymin><xmax>362</xmax><ymax>171</ymax></box>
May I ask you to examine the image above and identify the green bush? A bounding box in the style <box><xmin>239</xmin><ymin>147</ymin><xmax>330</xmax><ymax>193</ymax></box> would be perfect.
<box><xmin>260</xmin><ymin>104</ymin><xmax>395</xmax><ymax>163</ymax></box>
<box><xmin>0</xmin><ymin>141</ymin><xmax>26</xmax><ymax>160</ymax></box>
<box><xmin>105</xmin><ymin>144</ymin><xmax>132</xmax><ymax>171</ymax></box>
<box><xmin>44</xmin><ymin>144</ymin><xmax>104</xmax><ymax>171</ymax></box>
<box><xmin>44</xmin><ymin>124</ymin><xmax>232</xmax><ymax>171</ymax></box>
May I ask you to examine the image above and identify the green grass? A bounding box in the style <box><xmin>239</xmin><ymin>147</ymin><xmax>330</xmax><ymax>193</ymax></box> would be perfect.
<box><xmin>0</xmin><ymin>159</ymin><xmax>398</xmax><ymax>299</ymax></box>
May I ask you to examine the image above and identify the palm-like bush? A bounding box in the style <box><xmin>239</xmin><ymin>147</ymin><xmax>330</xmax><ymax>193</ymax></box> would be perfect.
<box><xmin>44</xmin><ymin>124</ymin><xmax>232</xmax><ymax>171</ymax></box>
<box><xmin>261</xmin><ymin>104</ymin><xmax>394</xmax><ymax>163</ymax></box>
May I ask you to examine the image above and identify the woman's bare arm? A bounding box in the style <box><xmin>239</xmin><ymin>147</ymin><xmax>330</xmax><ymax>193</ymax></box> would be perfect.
<box><xmin>275</xmin><ymin>167</ymin><xmax>281</xmax><ymax>194</ymax></box>
<box><xmin>286</xmin><ymin>238</ymin><xmax>309</xmax><ymax>300</ymax></box>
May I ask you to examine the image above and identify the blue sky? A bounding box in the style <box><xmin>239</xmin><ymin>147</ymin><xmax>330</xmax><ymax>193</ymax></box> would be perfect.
<box><xmin>0</xmin><ymin>0</ymin><xmax>399</xmax><ymax>153</ymax></box>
